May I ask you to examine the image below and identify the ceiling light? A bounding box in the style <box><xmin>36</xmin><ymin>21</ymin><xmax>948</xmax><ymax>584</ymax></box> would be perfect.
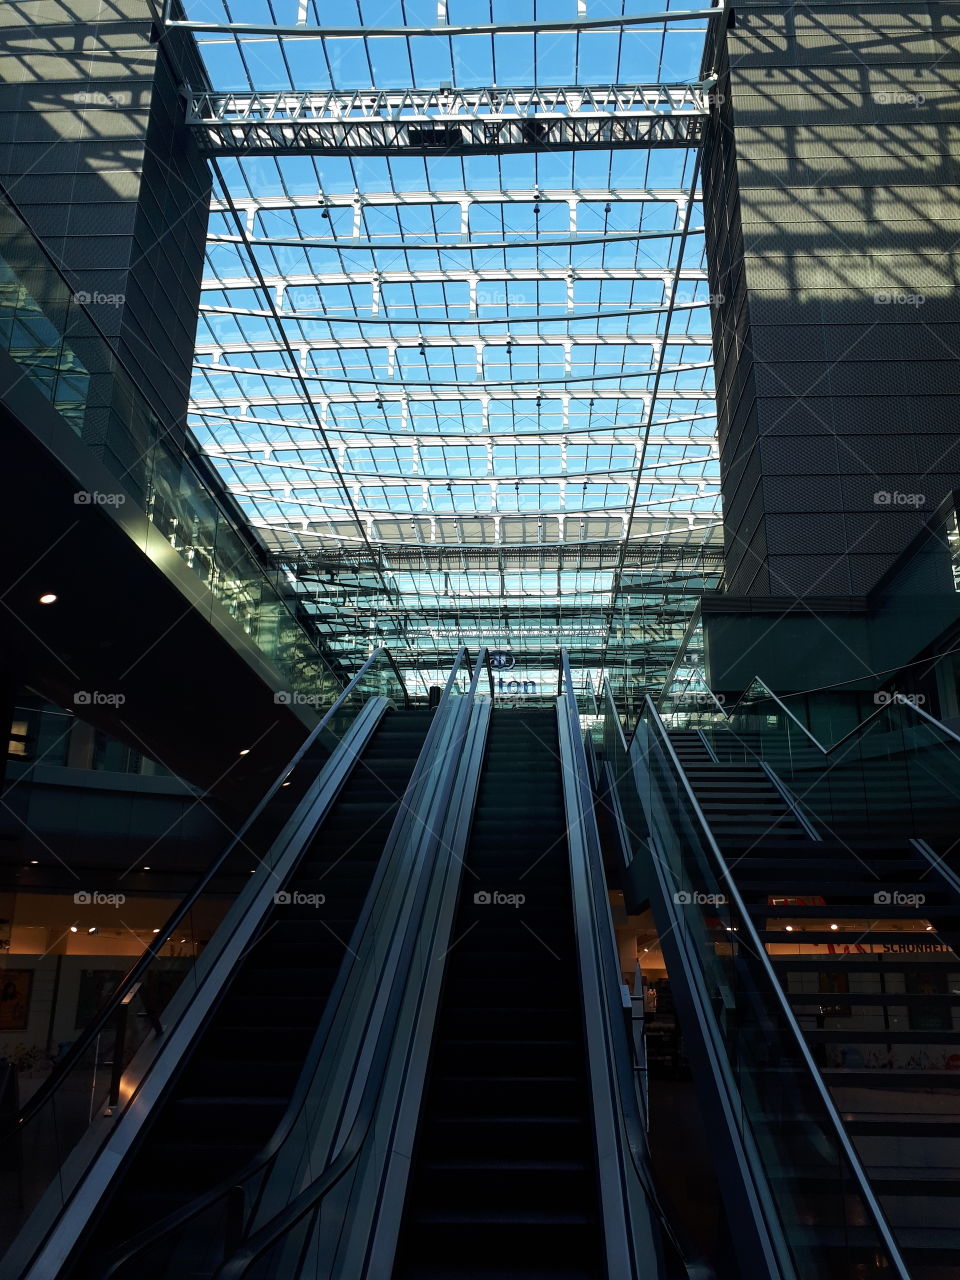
<box><xmin>69</xmin><ymin>925</ymin><xmax>78</xmax><ymax>933</ymax></box>
<box><xmin>87</xmin><ymin>926</ymin><xmax>97</xmax><ymax>934</ymax></box>
<box><xmin>785</xmin><ymin>925</ymin><xmax>794</xmax><ymax>932</ymax></box>
<box><xmin>38</xmin><ymin>592</ymin><xmax>57</xmax><ymax>605</ymax></box>
<box><xmin>29</xmin><ymin>860</ymin><xmax>38</xmax><ymax>865</ymax></box>
<box><xmin>829</xmin><ymin>923</ymin><xmax>839</xmax><ymax>931</ymax></box>
<box><xmin>153</xmin><ymin>928</ymin><xmax>161</xmax><ymax>934</ymax></box>
<box><xmin>239</xmin><ymin>748</ymin><xmax>250</xmax><ymax>756</ymax></box>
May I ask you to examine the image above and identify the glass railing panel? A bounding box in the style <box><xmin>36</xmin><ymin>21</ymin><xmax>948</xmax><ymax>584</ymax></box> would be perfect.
<box><xmin>791</xmin><ymin>699</ymin><xmax>960</xmax><ymax>847</ymax></box>
<box><xmin>0</xmin><ymin>651</ymin><xmax>403</xmax><ymax>1247</ymax></box>
<box><xmin>658</xmin><ymin>667</ymin><xmax>728</xmax><ymax>732</ymax></box>
<box><xmin>618</xmin><ymin>697</ymin><xmax>906</xmax><ymax>1278</ymax></box>
<box><xmin>101</xmin><ymin>653</ymin><xmax>470</xmax><ymax>1280</ymax></box>
<box><xmin>0</xmin><ymin>187</ymin><xmax>342</xmax><ymax>707</ymax></box>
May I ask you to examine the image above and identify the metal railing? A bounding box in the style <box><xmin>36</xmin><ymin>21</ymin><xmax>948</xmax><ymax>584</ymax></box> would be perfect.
<box><xmin>96</xmin><ymin>649</ymin><xmax>492</xmax><ymax>1280</ymax></box>
<box><xmin>624</xmin><ymin>688</ymin><xmax>911</xmax><ymax>1278</ymax></box>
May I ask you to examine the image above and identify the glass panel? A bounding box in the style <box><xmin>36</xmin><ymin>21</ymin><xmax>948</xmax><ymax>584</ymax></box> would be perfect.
<box><xmin>101</xmin><ymin>650</ymin><xmax>469</xmax><ymax>1279</ymax></box>
<box><xmin>0</xmin><ymin>652</ymin><xmax>402</xmax><ymax>1244</ymax></box>
<box><xmin>601</xmin><ymin>685</ymin><xmax>904</xmax><ymax>1278</ymax></box>
<box><xmin>0</xmin><ymin>189</ymin><xmax>341</xmax><ymax>708</ymax></box>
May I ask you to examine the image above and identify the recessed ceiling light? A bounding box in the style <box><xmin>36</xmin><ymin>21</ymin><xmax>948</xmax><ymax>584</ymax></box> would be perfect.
<box><xmin>785</xmin><ymin>925</ymin><xmax>794</xmax><ymax>932</ymax></box>
<box><xmin>142</xmin><ymin>865</ymin><xmax>150</xmax><ymax>870</ymax></box>
<box><xmin>87</xmin><ymin>926</ymin><xmax>97</xmax><ymax>934</ymax></box>
<box><xmin>152</xmin><ymin>928</ymin><xmax>161</xmax><ymax>934</ymax></box>
<box><xmin>29</xmin><ymin>860</ymin><xmax>38</xmax><ymax>865</ymax></box>
<box><xmin>69</xmin><ymin>925</ymin><xmax>78</xmax><ymax>933</ymax></box>
<box><xmin>38</xmin><ymin>592</ymin><xmax>57</xmax><ymax>605</ymax></box>
<box><xmin>239</xmin><ymin>748</ymin><xmax>250</xmax><ymax>756</ymax></box>
<box><xmin>829</xmin><ymin>923</ymin><xmax>839</xmax><ymax>931</ymax></box>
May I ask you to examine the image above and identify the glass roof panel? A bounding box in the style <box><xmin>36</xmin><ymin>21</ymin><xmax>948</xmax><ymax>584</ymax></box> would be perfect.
<box><xmin>176</xmin><ymin>0</ymin><xmax>724</xmax><ymax>691</ymax></box>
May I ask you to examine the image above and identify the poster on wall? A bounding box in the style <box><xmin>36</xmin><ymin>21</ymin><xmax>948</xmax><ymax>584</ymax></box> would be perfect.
<box><xmin>0</xmin><ymin>970</ymin><xmax>33</xmax><ymax>1031</ymax></box>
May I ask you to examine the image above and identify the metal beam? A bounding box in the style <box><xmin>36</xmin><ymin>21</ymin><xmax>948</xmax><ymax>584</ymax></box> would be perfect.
<box><xmin>172</xmin><ymin>8</ymin><xmax>721</xmax><ymax>38</ymax></box>
<box><xmin>210</xmin><ymin>188</ymin><xmax>699</xmax><ymax>213</ymax></box>
<box><xmin>203</xmin><ymin>267</ymin><xmax>708</xmax><ymax>291</ymax></box>
<box><xmin>186</xmin><ymin>84</ymin><xmax>710</xmax><ymax>155</ymax></box>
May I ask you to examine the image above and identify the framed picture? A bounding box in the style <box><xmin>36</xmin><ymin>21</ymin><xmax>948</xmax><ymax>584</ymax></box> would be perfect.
<box><xmin>0</xmin><ymin>970</ymin><xmax>33</xmax><ymax>1031</ymax></box>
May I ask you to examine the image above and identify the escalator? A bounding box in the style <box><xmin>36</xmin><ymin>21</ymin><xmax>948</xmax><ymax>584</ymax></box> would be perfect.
<box><xmin>66</xmin><ymin>707</ymin><xmax>434</xmax><ymax>1277</ymax></box>
<box><xmin>392</xmin><ymin>707</ymin><xmax>606</xmax><ymax>1279</ymax></box>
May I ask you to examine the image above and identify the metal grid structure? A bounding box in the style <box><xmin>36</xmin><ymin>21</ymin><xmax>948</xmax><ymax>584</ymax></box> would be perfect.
<box><xmin>172</xmin><ymin>1</ymin><xmax>724</xmax><ymax>693</ymax></box>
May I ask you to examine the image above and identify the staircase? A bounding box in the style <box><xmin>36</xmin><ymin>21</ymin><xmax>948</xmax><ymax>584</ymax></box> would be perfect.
<box><xmin>77</xmin><ymin>708</ymin><xmax>434</xmax><ymax>1277</ymax></box>
<box><xmin>667</xmin><ymin>727</ymin><xmax>960</xmax><ymax>1280</ymax></box>
<box><xmin>393</xmin><ymin>708</ymin><xmax>604</xmax><ymax>1280</ymax></box>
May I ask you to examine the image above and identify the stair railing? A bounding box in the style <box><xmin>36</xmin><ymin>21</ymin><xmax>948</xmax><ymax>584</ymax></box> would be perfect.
<box><xmin>557</xmin><ymin>652</ymin><xmax>688</xmax><ymax>1279</ymax></box>
<box><xmin>1</xmin><ymin>648</ymin><xmax>409</xmax><ymax>1278</ymax></box>
<box><xmin>91</xmin><ymin>648</ymin><xmax>493</xmax><ymax>1280</ymax></box>
<box><xmin>625</xmin><ymin>689</ymin><xmax>911</xmax><ymax>1279</ymax></box>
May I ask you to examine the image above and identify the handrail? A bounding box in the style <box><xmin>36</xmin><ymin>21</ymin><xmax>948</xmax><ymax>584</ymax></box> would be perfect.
<box><xmin>724</xmin><ymin>675</ymin><xmax>828</xmax><ymax>754</ymax></box>
<box><xmin>557</xmin><ymin>653</ymin><xmax>687</xmax><ymax>1276</ymax></box>
<box><xmin>13</xmin><ymin>647</ymin><xmax>402</xmax><ymax>1134</ymax></box>
<box><xmin>208</xmin><ymin>647</ymin><xmax>490</xmax><ymax>1280</ymax></box>
<box><xmin>99</xmin><ymin>648</ymin><xmax>479</xmax><ymax>1279</ymax></box>
<box><xmin>640</xmin><ymin>693</ymin><xmax>912</xmax><ymax>1279</ymax></box>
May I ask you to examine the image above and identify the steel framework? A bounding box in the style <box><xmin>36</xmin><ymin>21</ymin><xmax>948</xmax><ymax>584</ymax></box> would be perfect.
<box><xmin>186</xmin><ymin>84</ymin><xmax>711</xmax><ymax>155</ymax></box>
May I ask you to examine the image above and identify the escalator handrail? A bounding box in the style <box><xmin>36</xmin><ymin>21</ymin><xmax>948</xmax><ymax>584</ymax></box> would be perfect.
<box><xmin>99</xmin><ymin>647</ymin><xmax>479</xmax><ymax>1279</ymax></box>
<box><xmin>13</xmin><ymin>646</ymin><xmax>406</xmax><ymax>1132</ymax></box>
<box><xmin>638</xmin><ymin>692</ymin><xmax>912</xmax><ymax>1280</ymax></box>
<box><xmin>208</xmin><ymin>648</ymin><xmax>492</xmax><ymax>1280</ymax></box>
<box><xmin>558</xmin><ymin>655</ymin><xmax>688</xmax><ymax>1275</ymax></box>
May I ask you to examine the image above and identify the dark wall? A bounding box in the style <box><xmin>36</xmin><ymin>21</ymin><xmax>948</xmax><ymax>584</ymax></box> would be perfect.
<box><xmin>703</xmin><ymin>0</ymin><xmax>960</xmax><ymax>598</ymax></box>
<box><xmin>0</xmin><ymin>0</ymin><xmax>211</xmax><ymax>444</ymax></box>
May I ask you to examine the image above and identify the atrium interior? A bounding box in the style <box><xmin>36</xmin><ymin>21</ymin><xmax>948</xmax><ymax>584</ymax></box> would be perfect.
<box><xmin>1</xmin><ymin>3</ymin><xmax>960</xmax><ymax>1279</ymax></box>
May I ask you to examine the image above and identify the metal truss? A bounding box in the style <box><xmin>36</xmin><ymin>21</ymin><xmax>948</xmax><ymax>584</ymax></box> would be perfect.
<box><xmin>281</xmin><ymin>540</ymin><xmax>724</xmax><ymax>574</ymax></box>
<box><xmin>186</xmin><ymin>84</ymin><xmax>710</xmax><ymax>155</ymax></box>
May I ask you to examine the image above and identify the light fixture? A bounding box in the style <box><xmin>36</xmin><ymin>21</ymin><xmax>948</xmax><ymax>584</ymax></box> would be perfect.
<box><xmin>87</xmin><ymin>926</ymin><xmax>97</xmax><ymax>935</ymax></box>
<box><xmin>69</xmin><ymin>925</ymin><xmax>78</xmax><ymax>933</ymax></box>
<box><xmin>29</xmin><ymin>859</ymin><xmax>38</xmax><ymax>865</ymax></box>
<box><xmin>142</xmin><ymin>865</ymin><xmax>150</xmax><ymax>871</ymax></box>
<box><xmin>829</xmin><ymin>923</ymin><xmax>839</xmax><ymax>931</ymax></box>
<box><xmin>785</xmin><ymin>925</ymin><xmax>794</xmax><ymax>932</ymax></box>
<box><xmin>152</xmin><ymin>928</ymin><xmax>161</xmax><ymax>934</ymax></box>
<box><xmin>926</xmin><ymin>924</ymin><xmax>935</xmax><ymax>931</ymax></box>
<box><xmin>38</xmin><ymin>592</ymin><xmax>57</xmax><ymax>605</ymax></box>
<box><xmin>239</xmin><ymin>748</ymin><xmax>250</xmax><ymax>756</ymax></box>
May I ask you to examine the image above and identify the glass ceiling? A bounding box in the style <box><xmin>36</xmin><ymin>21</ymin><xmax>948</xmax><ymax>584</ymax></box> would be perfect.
<box><xmin>174</xmin><ymin>0</ymin><xmax>723</xmax><ymax>695</ymax></box>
